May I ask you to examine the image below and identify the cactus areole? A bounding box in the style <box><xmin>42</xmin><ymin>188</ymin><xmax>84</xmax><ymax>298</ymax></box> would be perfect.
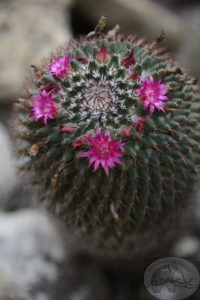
<box><xmin>16</xmin><ymin>24</ymin><xmax>200</xmax><ymax>241</ymax></box>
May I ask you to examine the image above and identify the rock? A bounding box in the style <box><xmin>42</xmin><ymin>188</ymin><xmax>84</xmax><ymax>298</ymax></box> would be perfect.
<box><xmin>51</xmin><ymin>252</ymin><xmax>111</xmax><ymax>300</ymax></box>
<box><xmin>0</xmin><ymin>206</ymin><xmax>200</xmax><ymax>299</ymax></box>
<box><xmin>0</xmin><ymin>123</ymin><xmax>18</xmax><ymax>207</ymax></box>
<box><xmin>0</xmin><ymin>209</ymin><xmax>65</xmax><ymax>300</ymax></box>
<box><xmin>0</xmin><ymin>0</ymin><xmax>72</xmax><ymax>104</ymax></box>
<box><xmin>0</xmin><ymin>121</ymin><xmax>35</xmax><ymax>211</ymax></box>
<box><xmin>153</xmin><ymin>0</ymin><xmax>199</xmax><ymax>6</ymax></box>
<box><xmin>173</xmin><ymin>236</ymin><xmax>200</xmax><ymax>257</ymax></box>
<box><xmin>176</xmin><ymin>7</ymin><xmax>200</xmax><ymax>80</ymax></box>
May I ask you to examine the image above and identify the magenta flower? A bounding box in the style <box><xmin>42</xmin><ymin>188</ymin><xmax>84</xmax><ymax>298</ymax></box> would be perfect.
<box><xmin>121</xmin><ymin>49</ymin><xmax>135</xmax><ymax>68</ymax></box>
<box><xmin>135</xmin><ymin>76</ymin><xmax>169</xmax><ymax>115</ymax></box>
<box><xmin>31</xmin><ymin>90</ymin><xmax>58</xmax><ymax>125</ymax></box>
<box><xmin>80</xmin><ymin>129</ymin><xmax>125</xmax><ymax>175</ymax></box>
<box><xmin>49</xmin><ymin>56</ymin><xmax>71</xmax><ymax>78</ymax></box>
<box><xmin>96</xmin><ymin>44</ymin><xmax>110</xmax><ymax>63</ymax></box>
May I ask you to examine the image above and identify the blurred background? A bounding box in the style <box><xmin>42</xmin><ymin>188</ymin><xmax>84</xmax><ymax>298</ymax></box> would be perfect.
<box><xmin>1</xmin><ymin>0</ymin><xmax>200</xmax><ymax>299</ymax></box>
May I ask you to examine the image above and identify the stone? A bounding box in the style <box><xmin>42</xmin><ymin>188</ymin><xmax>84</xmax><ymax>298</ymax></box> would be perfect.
<box><xmin>173</xmin><ymin>236</ymin><xmax>200</xmax><ymax>257</ymax></box>
<box><xmin>0</xmin><ymin>209</ymin><xmax>65</xmax><ymax>300</ymax></box>
<box><xmin>0</xmin><ymin>204</ymin><xmax>200</xmax><ymax>299</ymax></box>
<box><xmin>176</xmin><ymin>7</ymin><xmax>200</xmax><ymax>80</ymax></box>
<box><xmin>0</xmin><ymin>0</ymin><xmax>72</xmax><ymax>103</ymax></box>
<box><xmin>0</xmin><ymin>123</ymin><xmax>18</xmax><ymax>207</ymax></box>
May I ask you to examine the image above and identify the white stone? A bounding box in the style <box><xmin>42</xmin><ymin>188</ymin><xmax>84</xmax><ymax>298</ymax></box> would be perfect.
<box><xmin>0</xmin><ymin>123</ymin><xmax>18</xmax><ymax>203</ymax></box>
<box><xmin>173</xmin><ymin>236</ymin><xmax>200</xmax><ymax>257</ymax></box>
<box><xmin>0</xmin><ymin>0</ymin><xmax>72</xmax><ymax>103</ymax></box>
<box><xmin>0</xmin><ymin>209</ymin><xmax>65</xmax><ymax>299</ymax></box>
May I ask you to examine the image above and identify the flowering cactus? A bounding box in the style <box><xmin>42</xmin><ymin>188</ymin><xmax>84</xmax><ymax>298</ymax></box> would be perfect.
<box><xmin>16</xmin><ymin>22</ymin><xmax>200</xmax><ymax>240</ymax></box>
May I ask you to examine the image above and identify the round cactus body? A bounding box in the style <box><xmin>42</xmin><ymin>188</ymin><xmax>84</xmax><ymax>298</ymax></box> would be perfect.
<box><xmin>16</xmin><ymin>26</ymin><xmax>200</xmax><ymax>240</ymax></box>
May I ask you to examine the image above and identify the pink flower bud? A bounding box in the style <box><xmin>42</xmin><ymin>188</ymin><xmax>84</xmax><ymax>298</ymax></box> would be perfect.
<box><xmin>72</xmin><ymin>136</ymin><xmax>88</xmax><ymax>149</ymax></box>
<box><xmin>96</xmin><ymin>44</ymin><xmax>110</xmax><ymax>63</ymax></box>
<box><xmin>60</xmin><ymin>125</ymin><xmax>74</xmax><ymax>134</ymax></box>
<box><xmin>134</xmin><ymin>117</ymin><xmax>147</xmax><ymax>134</ymax></box>
<box><xmin>121</xmin><ymin>49</ymin><xmax>135</xmax><ymax>68</ymax></box>
<box><xmin>128</xmin><ymin>72</ymin><xmax>138</xmax><ymax>80</ymax></box>
<box><xmin>121</xmin><ymin>126</ymin><xmax>131</xmax><ymax>138</ymax></box>
<box><xmin>43</xmin><ymin>83</ymin><xmax>60</xmax><ymax>94</ymax></box>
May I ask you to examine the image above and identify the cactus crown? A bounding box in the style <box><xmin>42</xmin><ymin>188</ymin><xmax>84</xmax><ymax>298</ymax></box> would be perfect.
<box><xmin>16</xmin><ymin>21</ymin><xmax>200</xmax><ymax>240</ymax></box>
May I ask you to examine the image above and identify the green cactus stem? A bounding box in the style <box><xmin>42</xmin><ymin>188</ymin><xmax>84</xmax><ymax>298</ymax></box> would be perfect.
<box><xmin>15</xmin><ymin>21</ymin><xmax>200</xmax><ymax>241</ymax></box>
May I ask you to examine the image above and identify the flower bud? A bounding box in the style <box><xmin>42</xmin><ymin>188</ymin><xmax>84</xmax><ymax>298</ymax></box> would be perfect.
<box><xmin>121</xmin><ymin>126</ymin><xmax>131</xmax><ymax>138</ymax></box>
<box><xmin>134</xmin><ymin>117</ymin><xmax>147</xmax><ymax>134</ymax></box>
<box><xmin>96</xmin><ymin>44</ymin><xmax>110</xmax><ymax>63</ymax></box>
<box><xmin>60</xmin><ymin>125</ymin><xmax>74</xmax><ymax>134</ymax></box>
<box><xmin>121</xmin><ymin>49</ymin><xmax>135</xmax><ymax>68</ymax></box>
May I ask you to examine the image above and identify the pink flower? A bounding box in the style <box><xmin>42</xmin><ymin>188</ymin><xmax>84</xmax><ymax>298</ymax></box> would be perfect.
<box><xmin>96</xmin><ymin>44</ymin><xmax>110</xmax><ymax>63</ymax></box>
<box><xmin>49</xmin><ymin>56</ymin><xmax>71</xmax><ymax>78</ymax></box>
<box><xmin>31</xmin><ymin>90</ymin><xmax>58</xmax><ymax>125</ymax></box>
<box><xmin>134</xmin><ymin>117</ymin><xmax>147</xmax><ymax>134</ymax></box>
<box><xmin>135</xmin><ymin>76</ymin><xmax>169</xmax><ymax>115</ymax></box>
<box><xmin>80</xmin><ymin>129</ymin><xmax>125</xmax><ymax>175</ymax></box>
<box><xmin>121</xmin><ymin>49</ymin><xmax>135</xmax><ymax>68</ymax></box>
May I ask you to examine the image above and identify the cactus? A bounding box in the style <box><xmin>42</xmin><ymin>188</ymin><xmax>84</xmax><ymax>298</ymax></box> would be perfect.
<box><xmin>16</xmin><ymin>21</ymin><xmax>200</xmax><ymax>241</ymax></box>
